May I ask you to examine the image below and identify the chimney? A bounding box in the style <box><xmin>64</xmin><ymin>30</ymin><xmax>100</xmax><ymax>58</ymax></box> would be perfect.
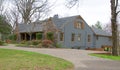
<box><xmin>53</xmin><ymin>14</ymin><xmax>59</xmax><ymax>19</ymax></box>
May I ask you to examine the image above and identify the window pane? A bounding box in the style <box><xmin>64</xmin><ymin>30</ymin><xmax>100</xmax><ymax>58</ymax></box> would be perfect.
<box><xmin>88</xmin><ymin>35</ymin><xmax>91</xmax><ymax>42</ymax></box>
<box><xmin>71</xmin><ymin>33</ymin><xmax>75</xmax><ymax>41</ymax></box>
<box><xmin>96</xmin><ymin>36</ymin><xmax>98</xmax><ymax>40</ymax></box>
<box><xmin>78</xmin><ymin>34</ymin><xmax>81</xmax><ymax>41</ymax></box>
<box><xmin>60</xmin><ymin>32</ymin><xmax>64</xmax><ymax>41</ymax></box>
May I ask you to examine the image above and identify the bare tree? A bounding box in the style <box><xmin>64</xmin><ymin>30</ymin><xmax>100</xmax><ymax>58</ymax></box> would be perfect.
<box><xmin>0</xmin><ymin>0</ymin><xmax>5</xmax><ymax>15</ymax></box>
<box><xmin>111</xmin><ymin>0</ymin><xmax>120</xmax><ymax>56</ymax></box>
<box><xmin>43</xmin><ymin>17</ymin><xmax>58</xmax><ymax>40</ymax></box>
<box><xmin>103</xmin><ymin>23</ymin><xmax>112</xmax><ymax>34</ymax></box>
<box><xmin>12</xmin><ymin>0</ymin><xmax>50</xmax><ymax>41</ymax></box>
<box><xmin>65</xmin><ymin>0</ymin><xmax>79</xmax><ymax>8</ymax></box>
<box><xmin>3</xmin><ymin>7</ymin><xmax>20</xmax><ymax>42</ymax></box>
<box><xmin>13</xmin><ymin>0</ymin><xmax>49</xmax><ymax>24</ymax></box>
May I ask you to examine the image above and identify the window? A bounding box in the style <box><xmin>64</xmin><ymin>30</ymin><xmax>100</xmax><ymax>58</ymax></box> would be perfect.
<box><xmin>78</xmin><ymin>34</ymin><xmax>81</xmax><ymax>41</ymax></box>
<box><xmin>60</xmin><ymin>32</ymin><xmax>64</xmax><ymax>41</ymax></box>
<box><xmin>74</xmin><ymin>21</ymin><xmax>84</xmax><ymax>29</ymax></box>
<box><xmin>77</xmin><ymin>23</ymin><xmax>81</xmax><ymax>29</ymax></box>
<box><xmin>88</xmin><ymin>35</ymin><xmax>91</xmax><ymax>42</ymax></box>
<box><xmin>96</xmin><ymin>35</ymin><xmax>98</xmax><ymax>40</ymax></box>
<box><xmin>71</xmin><ymin>33</ymin><xmax>75</xmax><ymax>41</ymax></box>
<box><xmin>74</xmin><ymin>22</ymin><xmax>77</xmax><ymax>28</ymax></box>
<box><xmin>81</xmin><ymin>22</ymin><xmax>84</xmax><ymax>29</ymax></box>
<box><xmin>109</xmin><ymin>37</ymin><xmax>112</xmax><ymax>41</ymax></box>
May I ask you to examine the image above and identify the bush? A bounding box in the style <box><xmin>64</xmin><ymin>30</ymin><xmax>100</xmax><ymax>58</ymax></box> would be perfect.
<box><xmin>8</xmin><ymin>34</ymin><xmax>16</xmax><ymax>41</ymax></box>
<box><xmin>31</xmin><ymin>40</ymin><xmax>41</xmax><ymax>45</ymax></box>
<box><xmin>20</xmin><ymin>40</ymin><xmax>26</xmax><ymax>44</ymax></box>
<box><xmin>42</xmin><ymin>40</ymin><xmax>53</xmax><ymax>48</ymax></box>
<box><xmin>18</xmin><ymin>40</ymin><xmax>42</xmax><ymax>47</ymax></box>
<box><xmin>36</xmin><ymin>33</ymin><xmax>43</xmax><ymax>40</ymax></box>
<box><xmin>36</xmin><ymin>43</ymin><xmax>42</xmax><ymax>48</ymax></box>
<box><xmin>0</xmin><ymin>40</ymin><xmax>4</xmax><ymax>45</ymax></box>
<box><xmin>47</xmin><ymin>32</ymin><xmax>54</xmax><ymax>41</ymax></box>
<box><xmin>54</xmin><ymin>43</ymin><xmax>62</xmax><ymax>48</ymax></box>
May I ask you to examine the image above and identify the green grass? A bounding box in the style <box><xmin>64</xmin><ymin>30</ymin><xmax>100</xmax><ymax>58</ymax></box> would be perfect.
<box><xmin>0</xmin><ymin>48</ymin><xmax>73</xmax><ymax>70</ymax></box>
<box><xmin>90</xmin><ymin>53</ymin><xmax>120</xmax><ymax>61</ymax></box>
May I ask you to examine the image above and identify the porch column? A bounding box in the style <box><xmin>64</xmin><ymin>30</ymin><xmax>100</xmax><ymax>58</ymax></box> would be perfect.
<box><xmin>25</xmin><ymin>33</ymin><xmax>27</xmax><ymax>41</ymax></box>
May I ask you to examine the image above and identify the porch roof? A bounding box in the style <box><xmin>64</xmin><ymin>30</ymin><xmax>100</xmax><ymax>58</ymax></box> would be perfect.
<box><xmin>92</xmin><ymin>27</ymin><xmax>111</xmax><ymax>37</ymax></box>
<box><xmin>18</xmin><ymin>23</ymin><xmax>43</xmax><ymax>33</ymax></box>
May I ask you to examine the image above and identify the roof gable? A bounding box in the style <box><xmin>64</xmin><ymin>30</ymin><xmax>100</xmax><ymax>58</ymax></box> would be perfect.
<box><xmin>52</xmin><ymin>15</ymin><xmax>82</xmax><ymax>29</ymax></box>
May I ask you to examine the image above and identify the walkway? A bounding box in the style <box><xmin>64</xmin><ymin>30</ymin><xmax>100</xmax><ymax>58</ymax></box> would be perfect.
<box><xmin>0</xmin><ymin>45</ymin><xmax>120</xmax><ymax>70</ymax></box>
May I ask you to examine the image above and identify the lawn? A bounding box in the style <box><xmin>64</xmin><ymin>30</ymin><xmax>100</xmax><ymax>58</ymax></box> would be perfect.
<box><xmin>90</xmin><ymin>53</ymin><xmax>120</xmax><ymax>61</ymax></box>
<box><xmin>0</xmin><ymin>48</ymin><xmax>73</xmax><ymax>70</ymax></box>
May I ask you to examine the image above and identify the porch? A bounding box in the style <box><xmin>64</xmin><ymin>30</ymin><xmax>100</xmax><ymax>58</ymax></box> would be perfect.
<box><xmin>20</xmin><ymin>32</ymin><xmax>43</xmax><ymax>41</ymax></box>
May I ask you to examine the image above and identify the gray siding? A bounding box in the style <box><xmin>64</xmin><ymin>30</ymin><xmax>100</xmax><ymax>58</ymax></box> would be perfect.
<box><xmin>94</xmin><ymin>36</ymin><xmax>112</xmax><ymax>48</ymax></box>
<box><xmin>56</xmin><ymin>18</ymin><xmax>94</xmax><ymax>49</ymax></box>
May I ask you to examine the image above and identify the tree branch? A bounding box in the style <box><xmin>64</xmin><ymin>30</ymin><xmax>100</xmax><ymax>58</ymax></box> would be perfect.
<box><xmin>116</xmin><ymin>10</ymin><xmax>120</xmax><ymax>15</ymax></box>
<box><xmin>115</xmin><ymin>0</ymin><xmax>118</xmax><ymax>11</ymax></box>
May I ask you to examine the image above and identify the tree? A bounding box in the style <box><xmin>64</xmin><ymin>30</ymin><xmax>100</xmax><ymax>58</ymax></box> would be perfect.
<box><xmin>13</xmin><ymin>0</ymin><xmax>49</xmax><ymax>24</ymax></box>
<box><xmin>111</xmin><ymin>0</ymin><xmax>120</xmax><ymax>56</ymax></box>
<box><xmin>92</xmin><ymin>21</ymin><xmax>102</xmax><ymax>29</ymax></box>
<box><xmin>0</xmin><ymin>15</ymin><xmax>12</xmax><ymax>40</ymax></box>
<box><xmin>43</xmin><ymin>17</ymin><xmax>58</xmax><ymax>46</ymax></box>
<box><xmin>0</xmin><ymin>0</ymin><xmax>4</xmax><ymax>14</ymax></box>
<box><xmin>9</xmin><ymin>0</ymin><xmax>50</xmax><ymax>41</ymax></box>
<box><xmin>103</xmin><ymin>23</ymin><xmax>112</xmax><ymax>34</ymax></box>
<box><xmin>7</xmin><ymin>9</ymin><xmax>21</xmax><ymax>42</ymax></box>
<box><xmin>65</xmin><ymin>0</ymin><xmax>79</xmax><ymax>8</ymax></box>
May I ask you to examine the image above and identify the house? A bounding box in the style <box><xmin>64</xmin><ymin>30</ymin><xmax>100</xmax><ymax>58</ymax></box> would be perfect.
<box><xmin>92</xmin><ymin>27</ymin><xmax>112</xmax><ymax>48</ymax></box>
<box><xmin>17</xmin><ymin>15</ymin><xmax>112</xmax><ymax>49</ymax></box>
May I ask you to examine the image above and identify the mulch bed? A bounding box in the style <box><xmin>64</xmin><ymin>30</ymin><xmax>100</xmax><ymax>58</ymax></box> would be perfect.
<box><xmin>94</xmin><ymin>52</ymin><xmax>112</xmax><ymax>55</ymax></box>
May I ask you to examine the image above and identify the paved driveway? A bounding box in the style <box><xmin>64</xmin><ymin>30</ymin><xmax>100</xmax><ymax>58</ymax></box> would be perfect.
<box><xmin>0</xmin><ymin>45</ymin><xmax>120</xmax><ymax>70</ymax></box>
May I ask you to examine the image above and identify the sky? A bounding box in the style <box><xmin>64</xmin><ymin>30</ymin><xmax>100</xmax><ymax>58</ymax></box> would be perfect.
<box><xmin>49</xmin><ymin>0</ymin><xmax>111</xmax><ymax>26</ymax></box>
<box><xmin>4</xmin><ymin>0</ymin><xmax>112</xmax><ymax>26</ymax></box>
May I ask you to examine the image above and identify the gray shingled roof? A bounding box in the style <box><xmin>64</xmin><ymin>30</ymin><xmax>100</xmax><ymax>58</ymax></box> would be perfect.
<box><xmin>18</xmin><ymin>23</ymin><xmax>43</xmax><ymax>33</ymax></box>
<box><xmin>92</xmin><ymin>27</ymin><xmax>111</xmax><ymax>36</ymax></box>
<box><xmin>18</xmin><ymin>15</ymin><xmax>112</xmax><ymax>37</ymax></box>
<box><xmin>52</xmin><ymin>15</ymin><xmax>77</xmax><ymax>29</ymax></box>
<box><xmin>18</xmin><ymin>15</ymin><xmax>77</xmax><ymax>33</ymax></box>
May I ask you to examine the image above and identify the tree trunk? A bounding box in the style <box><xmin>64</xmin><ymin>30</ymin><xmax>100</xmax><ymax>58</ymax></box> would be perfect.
<box><xmin>111</xmin><ymin>0</ymin><xmax>119</xmax><ymax>56</ymax></box>
<box><xmin>29</xmin><ymin>33</ymin><xmax>32</xmax><ymax>41</ymax></box>
<box><xmin>15</xmin><ymin>22</ymin><xmax>21</xmax><ymax>43</ymax></box>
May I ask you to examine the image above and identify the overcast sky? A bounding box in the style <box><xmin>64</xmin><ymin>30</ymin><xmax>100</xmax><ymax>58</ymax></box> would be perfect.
<box><xmin>49</xmin><ymin>0</ymin><xmax>111</xmax><ymax>26</ymax></box>
<box><xmin>5</xmin><ymin>0</ymin><xmax>113</xmax><ymax>26</ymax></box>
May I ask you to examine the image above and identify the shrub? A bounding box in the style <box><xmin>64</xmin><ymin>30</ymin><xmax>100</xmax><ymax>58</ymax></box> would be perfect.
<box><xmin>42</xmin><ymin>40</ymin><xmax>53</xmax><ymax>48</ymax></box>
<box><xmin>32</xmin><ymin>40</ymin><xmax>41</xmax><ymax>45</ymax></box>
<box><xmin>54</xmin><ymin>43</ymin><xmax>62</xmax><ymax>48</ymax></box>
<box><xmin>23</xmin><ymin>40</ymin><xmax>41</xmax><ymax>45</ymax></box>
<box><xmin>47</xmin><ymin>32</ymin><xmax>54</xmax><ymax>41</ymax></box>
<box><xmin>36</xmin><ymin>33</ymin><xmax>43</xmax><ymax>40</ymax></box>
<box><xmin>36</xmin><ymin>43</ymin><xmax>42</xmax><ymax>48</ymax></box>
<box><xmin>0</xmin><ymin>40</ymin><xmax>4</xmax><ymax>45</ymax></box>
<box><xmin>20</xmin><ymin>40</ymin><xmax>26</xmax><ymax>44</ymax></box>
<box><xmin>8</xmin><ymin>34</ymin><xmax>16</xmax><ymax>41</ymax></box>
